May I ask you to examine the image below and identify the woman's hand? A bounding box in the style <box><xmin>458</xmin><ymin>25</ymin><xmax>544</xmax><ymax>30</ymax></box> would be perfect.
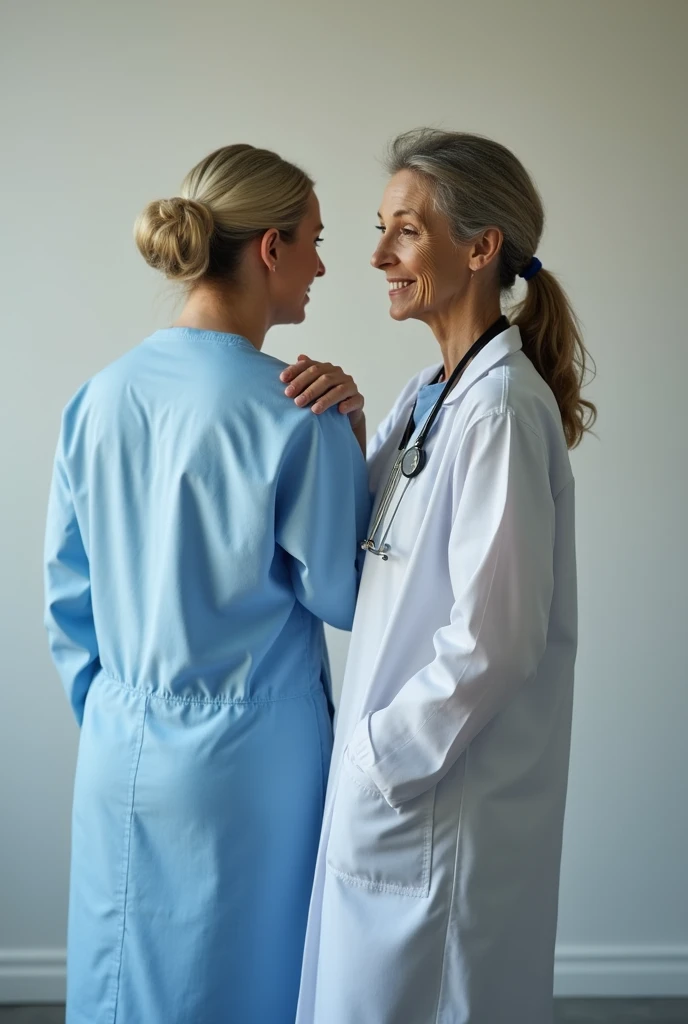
<box><xmin>281</xmin><ymin>355</ymin><xmax>366</xmax><ymax>453</ymax></box>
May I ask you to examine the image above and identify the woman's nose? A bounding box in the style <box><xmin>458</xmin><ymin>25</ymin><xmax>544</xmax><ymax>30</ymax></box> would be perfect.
<box><xmin>371</xmin><ymin>240</ymin><xmax>394</xmax><ymax>269</ymax></box>
<box><xmin>316</xmin><ymin>255</ymin><xmax>326</xmax><ymax>278</ymax></box>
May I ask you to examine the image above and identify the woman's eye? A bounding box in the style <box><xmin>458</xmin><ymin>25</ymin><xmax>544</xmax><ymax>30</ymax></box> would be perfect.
<box><xmin>315</xmin><ymin>236</ymin><xmax>324</xmax><ymax>247</ymax></box>
<box><xmin>375</xmin><ymin>224</ymin><xmax>417</xmax><ymax>236</ymax></box>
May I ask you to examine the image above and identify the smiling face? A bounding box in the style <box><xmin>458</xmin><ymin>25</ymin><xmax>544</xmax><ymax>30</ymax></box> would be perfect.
<box><xmin>270</xmin><ymin>190</ymin><xmax>326</xmax><ymax>325</ymax></box>
<box><xmin>371</xmin><ymin>169</ymin><xmax>475</xmax><ymax>323</ymax></box>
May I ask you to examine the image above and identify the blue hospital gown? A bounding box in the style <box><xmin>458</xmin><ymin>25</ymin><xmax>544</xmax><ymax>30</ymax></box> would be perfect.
<box><xmin>44</xmin><ymin>328</ymin><xmax>369</xmax><ymax>1024</ymax></box>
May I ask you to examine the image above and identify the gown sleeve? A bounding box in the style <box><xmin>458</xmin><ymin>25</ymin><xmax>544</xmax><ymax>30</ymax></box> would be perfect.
<box><xmin>275</xmin><ymin>409</ymin><xmax>370</xmax><ymax>631</ymax></box>
<box><xmin>44</xmin><ymin>426</ymin><xmax>100</xmax><ymax>726</ymax></box>
<box><xmin>348</xmin><ymin>409</ymin><xmax>556</xmax><ymax>808</ymax></box>
<box><xmin>366</xmin><ymin>403</ymin><xmax>402</xmax><ymax>464</ymax></box>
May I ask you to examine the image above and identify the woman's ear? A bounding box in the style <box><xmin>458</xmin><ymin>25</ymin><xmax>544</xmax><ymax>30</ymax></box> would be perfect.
<box><xmin>468</xmin><ymin>227</ymin><xmax>503</xmax><ymax>273</ymax></box>
<box><xmin>259</xmin><ymin>228</ymin><xmax>280</xmax><ymax>272</ymax></box>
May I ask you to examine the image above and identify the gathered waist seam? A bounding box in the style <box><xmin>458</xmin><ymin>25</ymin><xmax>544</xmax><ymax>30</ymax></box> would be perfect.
<box><xmin>98</xmin><ymin>668</ymin><xmax>323</xmax><ymax>707</ymax></box>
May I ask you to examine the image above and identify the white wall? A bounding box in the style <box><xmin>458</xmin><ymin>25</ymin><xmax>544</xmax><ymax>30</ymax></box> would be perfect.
<box><xmin>1</xmin><ymin>0</ymin><xmax>686</xmax><ymax>1002</ymax></box>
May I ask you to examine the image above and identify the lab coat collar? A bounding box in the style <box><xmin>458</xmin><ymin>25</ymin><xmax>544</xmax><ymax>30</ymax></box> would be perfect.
<box><xmin>442</xmin><ymin>324</ymin><xmax>522</xmax><ymax>405</ymax></box>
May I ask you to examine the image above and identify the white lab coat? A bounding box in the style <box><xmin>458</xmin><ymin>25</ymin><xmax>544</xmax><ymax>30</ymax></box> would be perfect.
<box><xmin>296</xmin><ymin>326</ymin><xmax>577</xmax><ymax>1024</ymax></box>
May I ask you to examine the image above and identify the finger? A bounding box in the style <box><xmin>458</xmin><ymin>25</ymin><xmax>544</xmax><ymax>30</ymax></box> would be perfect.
<box><xmin>281</xmin><ymin>355</ymin><xmax>314</xmax><ymax>382</ymax></box>
<box><xmin>280</xmin><ymin>357</ymin><xmax>313</xmax><ymax>383</ymax></box>
<box><xmin>336</xmin><ymin>395</ymin><xmax>365</xmax><ymax>416</ymax></box>
<box><xmin>294</xmin><ymin>374</ymin><xmax>345</xmax><ymax>408</ymax></box>
<box><xmin>310</xmin><ymin>383</ymin><xmax>355</xmax><ymax>414</ymax></box>
<box><xmin>285</xmin><ymin>363</ymin><xmax>333</xmax><ymax>397</ymax></box>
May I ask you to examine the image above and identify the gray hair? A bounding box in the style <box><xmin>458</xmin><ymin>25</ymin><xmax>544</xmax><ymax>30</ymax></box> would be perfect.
<box><xmin>384</xmin><ymin>128</ymin><xmax>597</xmax><ymax>448</ymax></box>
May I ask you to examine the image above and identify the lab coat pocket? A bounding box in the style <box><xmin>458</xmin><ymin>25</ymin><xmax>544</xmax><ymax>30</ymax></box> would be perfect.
<box><xmin>326</xmin><ymin>748</ymin><xmax>434</xmax><ymax>897</ymax></box>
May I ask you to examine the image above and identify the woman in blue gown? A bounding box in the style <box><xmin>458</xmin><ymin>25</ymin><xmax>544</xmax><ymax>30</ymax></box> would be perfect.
<box><xmin>44</xmin><ymin>144</ymin><xmax>369</xmax><ymax>1024</ymax></box>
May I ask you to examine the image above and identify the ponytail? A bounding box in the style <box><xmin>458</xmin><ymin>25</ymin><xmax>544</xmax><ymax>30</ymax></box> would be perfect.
<box><xmin>512</xmin><ymin>269</ymin><xmax>596</xmax><ymax>449</ymax></box>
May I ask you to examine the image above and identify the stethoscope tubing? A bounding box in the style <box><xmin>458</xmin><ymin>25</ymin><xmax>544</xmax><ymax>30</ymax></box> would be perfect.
<box><xmin>362</xmin><ymin>316</ymin><xmax>509</xmax><ymax>558</ymax></box>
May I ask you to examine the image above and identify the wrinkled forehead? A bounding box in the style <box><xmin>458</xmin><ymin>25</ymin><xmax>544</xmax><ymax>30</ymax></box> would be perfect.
<box><xmin>379</xmin><ymin>169</ymin><xmax>436</xmax><ymax>220</ymax></box>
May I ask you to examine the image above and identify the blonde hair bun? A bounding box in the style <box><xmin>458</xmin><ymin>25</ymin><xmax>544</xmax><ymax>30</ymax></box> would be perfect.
<box><xmin>134</xmin><ymin>197</ymin><xmax>214</xmax><ymax>283</ymax></box>
<box><xmin>134</xmin><ymin>145</ymin><xmax>314</xmax><ymax>286</ymax></box>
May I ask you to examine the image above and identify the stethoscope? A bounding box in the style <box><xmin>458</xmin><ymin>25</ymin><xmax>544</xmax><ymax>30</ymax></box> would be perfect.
<box><xmin>361</xmin><ymin>315</ymin><xmax>510</xmax><ymax>561</ymax></box>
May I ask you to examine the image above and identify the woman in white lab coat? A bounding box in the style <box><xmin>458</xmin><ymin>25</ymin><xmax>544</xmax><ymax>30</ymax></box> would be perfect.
<box><xmin>284</xmin><ymin>129</ymin><xmax>596</xmax><ymax>1024</ymax></box>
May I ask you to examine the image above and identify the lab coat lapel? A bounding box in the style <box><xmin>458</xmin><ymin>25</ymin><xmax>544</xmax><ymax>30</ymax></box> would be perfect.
<box><xmin>443</xmin><ymin>325</ymin><xmax>522</xmax><ymax>405</ymax></box>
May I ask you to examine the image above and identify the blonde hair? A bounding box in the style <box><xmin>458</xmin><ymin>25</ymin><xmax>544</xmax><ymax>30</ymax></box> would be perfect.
<box><xmin>134</xmin><ymin>144</ymin><xmax>314</xmax><ymax>284</ymax></box>
<box><xmin>386</xmin><ymin>129</ymin><xmax>597</xmax><ymax>448</ymax></box>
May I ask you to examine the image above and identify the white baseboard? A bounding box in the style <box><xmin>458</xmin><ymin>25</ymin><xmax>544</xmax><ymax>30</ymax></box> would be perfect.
<box><xmin>0</xmin><ymin>949</ymin><xmax>66</xmax><ymax>1004</ymax></box>
<box><xmin>554</xmin><ymin>945</ymin><xmax>688</xmax><ymax>997</ymax></box>
<box><xmin>1</xmin><ymin>945</ymin><xmax>687</xmax><ymax>1004</ymax></box>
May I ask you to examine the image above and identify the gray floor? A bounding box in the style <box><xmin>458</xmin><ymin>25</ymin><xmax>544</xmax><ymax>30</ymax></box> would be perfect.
<box><xmin>0</xmin><ymin>1002</ymin><xmax>687</xmax><ymax>1023</ymax></box>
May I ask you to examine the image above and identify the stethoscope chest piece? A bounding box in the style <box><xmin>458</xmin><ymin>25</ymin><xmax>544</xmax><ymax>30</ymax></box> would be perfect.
<box><xmin>401</xmin><ymin>444</ymin><xmax>426</xmax><ymax>478</ymax></box>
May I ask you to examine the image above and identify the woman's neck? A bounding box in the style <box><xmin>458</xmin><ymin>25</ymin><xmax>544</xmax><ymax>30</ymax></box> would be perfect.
<box><xmin>428</xmin><ymin>298</ymin><xmax>503</xmax><ymax>380</ymax></box>
<box><xmin>174</xmin><ymin>282</ymin><xmax>269</xmax><ymax>350</ymax></box>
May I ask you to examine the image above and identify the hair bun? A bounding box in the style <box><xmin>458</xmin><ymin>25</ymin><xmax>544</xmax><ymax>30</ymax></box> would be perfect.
<box><xmin>134</xmin><ymin>196</ymin><xmax>214</xmax><ymax>282</ymax></box>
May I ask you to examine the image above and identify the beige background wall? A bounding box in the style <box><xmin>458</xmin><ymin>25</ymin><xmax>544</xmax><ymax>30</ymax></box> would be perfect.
<box><xmin>1</xmin><ymin>0</ymin><xmax>686</xmax><ymax>1001</ymax></box>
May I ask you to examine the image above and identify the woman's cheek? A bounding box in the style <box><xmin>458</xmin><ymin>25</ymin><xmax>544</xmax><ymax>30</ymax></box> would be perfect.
<box><xmin>413</xmin><ymin>238</ymin><xmax>437</xmax><ymax>308</ymax></box>
<box><xmin>416</xmin><ymin>273</ymin><xmax>435</xmax><ymax>308</ymax></box>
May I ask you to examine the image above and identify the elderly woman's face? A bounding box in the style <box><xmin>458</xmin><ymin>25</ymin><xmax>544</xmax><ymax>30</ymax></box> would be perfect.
<box><xmin>371</xmin><ymin>170</ymin><xmax>471</xmax><ymax>322</ymax></box>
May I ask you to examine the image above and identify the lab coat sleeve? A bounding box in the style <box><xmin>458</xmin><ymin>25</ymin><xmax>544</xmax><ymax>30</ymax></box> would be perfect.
<box><xmin>44</xmin><ymin>433</ymin><xmax>100</xmax><ymax>726</ymax></box>
<box><xmin>276</xmin><ymin>410</ymin><xmax>370</xmax><ymax>631</ymax></box>
<box><xmin>348</xmin><ymin>410</ymin><xmax>555</xmax><ymax>808</ymax></box>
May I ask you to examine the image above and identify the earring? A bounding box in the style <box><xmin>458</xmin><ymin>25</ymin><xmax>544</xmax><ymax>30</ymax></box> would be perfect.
<box><xmin>272</xmin><ymin>265</ymin><xmax>277</xmax><ymax>273</ymax></box>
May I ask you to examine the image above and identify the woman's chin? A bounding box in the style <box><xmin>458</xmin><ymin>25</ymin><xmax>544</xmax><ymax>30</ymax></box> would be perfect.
<box><xmin>288</xmin><ymin>306</ymin><xmax>308</xmax><ymax>325</ymax></box>
<box><xmin>389</xmin><ymin>303</ymin><xmax>414</xmax><ymax>322</ymax></box>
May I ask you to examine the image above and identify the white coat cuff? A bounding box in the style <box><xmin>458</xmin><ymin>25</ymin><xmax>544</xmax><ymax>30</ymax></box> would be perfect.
<box><xmin>348</xmin><ymin>714</ymin><xmax>400</xmax><ymax>810</ymax></box>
